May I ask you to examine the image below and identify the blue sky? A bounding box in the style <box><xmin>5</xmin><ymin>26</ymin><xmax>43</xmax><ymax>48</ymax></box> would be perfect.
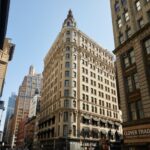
<box><xmin>1</xmin><ymin>0</ymin><xmax>114</xmax><ymax>130</ymax></box>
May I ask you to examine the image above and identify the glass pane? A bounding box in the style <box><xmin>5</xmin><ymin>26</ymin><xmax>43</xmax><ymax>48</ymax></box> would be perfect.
<box><xmin>130</xmin><ymin>50</ymin><xmax>135</xmax><ymax>64</ymax></box>
<box><xmin>130</xmin><ymin>103</ymin><xmax>137</xmax><ymax>120</ymax></box>
<box><xmin>145</xmin><ymin>39</ymin><xmax>150</xmax><ymax>54</ymax></box>
<box><xmin>127</xmin><ymin>76</ymin><xmax>133</xmax><ymax>92</ymax></box>
<box><xmin>63</xmin><ymin>125</ymin><xmax>68</xmax><ymax>137</ymax></box>
<box><xmin>137</xmin><ymin>101</ymin><xmax>144</xmax><ymax>119</ymax></box>
<box><xmin>124</xmin><ymin>57</ymin><xmax>130</xmax><ymax>68</ymax></box>
<box><xmin>134</xmin><ymin>73</ymin><xmax>139</xmax><ymax>89</ymax></box>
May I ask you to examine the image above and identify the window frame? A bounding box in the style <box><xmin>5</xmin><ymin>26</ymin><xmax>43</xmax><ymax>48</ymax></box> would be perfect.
<box><xmin>135</xmin><ymin>0</ymin><xmax>141</xmax><ymax>11</ymax></box>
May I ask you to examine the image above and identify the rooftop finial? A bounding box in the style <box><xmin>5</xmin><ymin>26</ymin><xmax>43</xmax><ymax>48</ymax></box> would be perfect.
<box><xmin>62</xmin><ymin>9</ymin><xmax>76</xmax><ymax>28</ymax></box>
<box><xmin>67</xmin><ymin>9</ymin><xmax>73</xmax><ymax>18</ymax></box>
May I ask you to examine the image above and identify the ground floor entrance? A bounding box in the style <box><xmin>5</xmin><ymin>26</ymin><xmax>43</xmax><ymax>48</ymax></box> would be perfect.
<box><xmin>37</xmin><ymin>138</ymin><xmax>122</xmax><ymax>150</ymax></box>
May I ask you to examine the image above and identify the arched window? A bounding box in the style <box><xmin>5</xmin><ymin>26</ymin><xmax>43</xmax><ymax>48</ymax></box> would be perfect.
<box><xmin>67</xmin><ymin>22</ymin><xmax>70</xmax><ymax>26</ymax></box>
<box><xmin>66</xmin><ymin>46</ymin><xmax>70</xmax><ymax>51</ymax></box>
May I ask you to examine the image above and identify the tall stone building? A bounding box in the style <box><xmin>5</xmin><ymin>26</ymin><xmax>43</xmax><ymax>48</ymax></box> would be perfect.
<box><xmin>3</xmin><ymin>93</ymin><xmax>16</xmax><ymax>143</ymax></box>
<box><xmin>110</xmin><ymin>0</ymin><xmax>150</xmax><ymax>149</ymax></box>
<box><xmin>11</xmin><ymin>66</ymin><xmax>42</xmax><ymax>147</ymax></box>
<box><xmin>0</xmin><ymin>38</ymin><xmax>15</xmax><ymax>97</ymax></box>
<box><xmin>38</xmin><ymin>10</ymin><xmax>122</xmax><ymax>150</ymax></box>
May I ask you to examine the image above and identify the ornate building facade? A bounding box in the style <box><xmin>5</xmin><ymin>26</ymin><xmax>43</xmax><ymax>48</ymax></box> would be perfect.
<box><xmin>38</xmin><ymin>10</ymin><xmax>122</xmax><ymax>150</ymax></box>
<box><xmin>0</xmin><ymin>38</ymin><xmax>15</xmax><ymax>97</ymax></box>
<box><xmin>110</xmin><ymin>0</ymin><xmax>150</xmax><ymax>149</ymax></box>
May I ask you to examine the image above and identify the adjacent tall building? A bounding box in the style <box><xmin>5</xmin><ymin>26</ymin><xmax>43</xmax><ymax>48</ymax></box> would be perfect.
<box><xmin>3</xmin><ymin>93</ymin><xmax>16</xmax><ymax>144</ymax></box>
<box><xmin>0</xmin><ymin>1</ymin><xmax>15</xmax><ymax>133</ymax></box>
<box><xmin>110</xmin><ymin>0</ymin><xmax>150</xmax><ymax>149</ymax></box>
<box><xmin>0</xmin><ymin>38</ymin><xmax>15</xmax><ymax>97</ymax></box>
<box><xmin>0</xmin><ymin>0</ymin><xmax>15</xmax><ymax>97</ymax></box>
<box><xmin>11</xmin><ymin>66</ymin><xmax>42</xmax><ymax>147</ymax></box>
<box><xmin>38</xmin><ymin>10</ymin><xmax>122</xmax><ymax>150</ymax></box>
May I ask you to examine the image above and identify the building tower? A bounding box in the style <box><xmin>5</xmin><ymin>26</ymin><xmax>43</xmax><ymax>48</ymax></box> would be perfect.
<box><xmin>11</xmin><ymin>66</ymin><xmax>42</xmax><ymax>147</ymax></box>
<box><xmin>3</xmin><ymin>93</ymin><xmax>17</xmax><ymax>144</ymax></box>
<box><xmin>110</xmin><ymin>0</ymin><xmax>150</xmax><ymax>149</ymax></box>
<box><xmin>38</xmin><ymin>10</ymin><xmax>122</xmax><ymax>150</ymax></box>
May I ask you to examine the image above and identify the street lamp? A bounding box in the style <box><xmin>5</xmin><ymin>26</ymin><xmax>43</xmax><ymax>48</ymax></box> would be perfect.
<box><xmin>2</xmin><ymin>142</ymin><xmax>4</xmax><ymax>150</ymax></box>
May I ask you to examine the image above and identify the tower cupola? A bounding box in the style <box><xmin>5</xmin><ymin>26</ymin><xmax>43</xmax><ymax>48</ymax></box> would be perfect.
<box><xmin>63</xmin><ymin>10</ymin><xmax>76</xmax><ymax>28</ymax></box>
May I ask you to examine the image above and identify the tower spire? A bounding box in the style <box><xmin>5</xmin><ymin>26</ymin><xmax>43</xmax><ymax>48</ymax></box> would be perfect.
<box><xmin>67</xmin><ymin>9</ymin><xmax>73</xmax><ymax>18</ymax></box>
<box><xmin>62</xmin><ymin>9</ymin><xmax>76</xmax><ymax>28</ymax></box>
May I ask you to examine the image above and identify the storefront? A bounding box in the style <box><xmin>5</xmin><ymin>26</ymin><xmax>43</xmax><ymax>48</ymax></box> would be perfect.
<box><xmin>123</xmin><ymin>123</ymin><xmax>150</xmax><ymax>150</ymax></box>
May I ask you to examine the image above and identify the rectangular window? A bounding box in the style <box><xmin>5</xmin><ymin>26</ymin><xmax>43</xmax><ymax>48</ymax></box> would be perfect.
<box><xmin>127</xmin><ymin>76</ymin><xmax>133</xmax><ymax>92</ymax></box>
<box><xmin>73</xmin><ymin>55</ymin><xmax>76</xmax><ymax>60</ymax></box>
<box><xmin>130</xmin><ymin>100</ymin><xmax>144</xmax><ymax>121</ymax></box>
<box><xmin>144</xmin><ymin>38</ymin><xmax>150</xmax><ymax>54</ymax></box>
<box><xmin>83</xmin><ymin>103</ymin><xmax>85</xmax><ymax>110</ymax></box>
<box><xmin>130</xmin><ymin>50</ymin><xmax>135</xmax><ymax>64</ymax></box>
<box><xmin>73</xmin><ymin>125</ymin><xmax>76</xmax><ymax>136</ymax></box>
<box><xmin>126</xmin><ymin>73</ymin><xmax>139</xmax><ymax>93</ymax></box>
<box><xmin>137</xmin><ymin>101</ymin><xmax>144</xmax><ymax>119</ymax></box>
<box><xmin>66</xmin><ymin>46</ymin><xmax>70</xmax><ymax>51</ymax></box>
<box><xmin>64</xmin><ymin>90</ymin><xmax>69</xmax><ymax>96</ymax></box>
<box><xmin>73</xmin><ymin>81</ymin><xmax>76</xmax><ymax>87</ymax></box>
<box><xmin>126</xmin><ymin>28</ymin><xmax>132</xmax><ymax>38</ymax></box>
<box><xmin>64</xmin><ymin>80</ymin><xmax>69</xmax><ymax>87</ymax></box>
<box><xmin>73</xmin><ymin>113</ymin><xmax>76</xmax><ymax>122</ymax></box>
<box><xmin>123</xmin><ymin>50</ymin><xmax>135</xmax><ymax>68</ymax></box>
<box><xmin>58</xmin><ymin>125</ymin><xmax>60</xmax><ymax>136</ymax></box>
<box><xmin>64</xmin><ymin>112</ymin><xmax>68</xmax><ymax>122</ymax></box>
<box><xmin>66</xmin><ymin>31</ymin><xmax>70</xmax><ymax>35</ymax></box>
<box><xmin>73</xmin><ymin>63</ymin><xmax>76</xmax><ymax>69</ymax></box>
<box><xmin>138</xmin><ymin>18</ymin><xmax>144</xmax><ymax>28</ymax></box>
<box><xmin>73</xmin><ymin>90</ymin><xmax>76</xmax><ymax>97</ymax></box>
<box><xmin>134</xmin><ymin>73</ymin><xmax>140</xmax><ymax>89</ymax></box>
<box><xmin>117</xmin><ymin>18</ymin><xmax>122</xmax><ymax>28</ymax></box>
<box><xmin>86</xmin><ymin>104</ymin><xmax>89</xmax><ymax>111</ymax></box>
<box><xmin>119</xmin><ymin>34</ymin><xmax>124</xmax><ymax>44</ymax></box>
<box><xmin>92</xmin><ymin>106</ymin><xmax>94</xmax><ymax>112</ymax></box>
<box><xmin>124</xmin><ymin>11</ymin><xmax>129</xmax><ymax>22</ymax></box>
<box><xmin>65</xmin><ymin>62</ymin><xmax>70</xmax><ymax>68</ymax></box>
<box><xmin>124</xmin><ymin>57</ymin><xmax>130</xmax><ymax>68</ymax></box>
<box><xmin>82</xmin><ymin>94</ymin><xmax>85</xmax><ymax>100</ymax></box>
<box><xmin>63</xmin><ymin>125</ymin><xmax>68</xmax><ymax>137</ymax></box>
<box><xmin>65</xmin><ymin>71</ymin><xmax>70</xmax><ymax>77</ymax></box>
<box><xmin>147</xmin><ymin>11</ymin><xmax>150</xmax><ymax>21</ymax></box>
<box><xmin>73</xmin><ymin>72</ymin><xmax>76</xmax><ymax>78</ymax></box>
<box><xmin>86</xmin><ymin>95</ymin><xmax>89</xmax><ymax>101</ymax></box>
<box><xmin>114</xmin><ymin>2</ymin><xmax>120</xmax><ymax>12</ymax></box>
<box><xmin>66</xmin><ymin>38</ymin><xmax>70</xmax><ymax>42</ymax></box>
<box><xmin>64</xmin><ymin>99</ymin><xmax>69</xmax><ymax>108</ymax></box>
<box><xmin>66</xmin><ymin>53</ymin><xmax>70</xmax><ymax>59</ymax></box>
<box><xmin>135</xmin><ymin>1</ymin><xmax>141</xmax><ymax>11</ymax></box>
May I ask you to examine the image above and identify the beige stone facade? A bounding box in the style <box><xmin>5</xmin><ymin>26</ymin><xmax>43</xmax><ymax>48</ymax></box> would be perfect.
<box><xmin>110</xmin><ymin>0</ymin><xmax>150</xmax><ymax>48</ymax></box>
<box><xmin>11</xmin><ymin>66</ymin><xmax>42</xmax><ymax>147</ymax></box>
<box><xmin>38</xmin><ymin>10</ymin><xmax>122</xmax><ymax>150</ymax></box>
<box><xmin>0</xmin><ymin>38</ymin><xmax>15</xmax><ymax>96</ymax></box>
<box><xmin>110</xmin><ymin>0</ymin><xmax>150</xmax><ymax>149</ymax></box>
